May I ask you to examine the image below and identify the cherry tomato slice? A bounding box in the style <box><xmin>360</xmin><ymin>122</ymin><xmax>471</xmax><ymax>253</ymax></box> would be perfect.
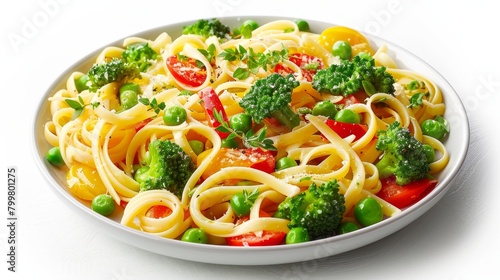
<box><xmin>145</xmin><ymin>205</ymin><xmax>172</xmax><ymax>219</ymax></box>
<box><xmin>274</xmin><ymin>63</ymin><xmax>294</xmax><ymax>76</ymax></box>
<box><xmin>288</xmin><ymin>53</ymin><xmax>324</xmax><ymax>82</ymax></box>
<box><xmin>336</xmin><ymin>91</ymin><xmax>368</xmax><ymax>107</ymax></box>
<box><xmin>166</xmin><ymin>55</ymin><xmax>207</xmax><ymax>87</ymax></box>
<box><xmin>226</xmin><ymin>231</ymin><xmax>286</xmax><ymax>246</ymax></box>
<box><xmin>226</xmin><ymin>211</ymin><xmax>286</xmax><ymax>246</ymax></box>
<box><xmin>325</xmin><ymin>119</ymin><xmax>368</xmax><ymax>141</ymax></box>
<box><xmin>378</xmin><ymin>176</ymin><xmax>438</xmax><ymax>208</ymax></box>
<box><xmin>274</xmin><ymin>53</ymin><xmax>323</xmax><ymax>82</ymax></box>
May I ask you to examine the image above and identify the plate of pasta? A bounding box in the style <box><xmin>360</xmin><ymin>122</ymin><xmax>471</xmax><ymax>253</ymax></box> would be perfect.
<box><xmin>33</xmin><ymin>16</ymin><xmax>469</xmax><ymax>265</ymax></box>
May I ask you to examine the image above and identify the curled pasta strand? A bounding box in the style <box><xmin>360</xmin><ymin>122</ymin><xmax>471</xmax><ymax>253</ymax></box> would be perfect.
<box><xmin>121</xmin><ymin>190</ymin><xmax>191</xmax><ymax>239</ymax></box>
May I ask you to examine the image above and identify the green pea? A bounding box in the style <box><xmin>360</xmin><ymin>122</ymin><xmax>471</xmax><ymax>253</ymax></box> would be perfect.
<box><xmin>119</xmin><ymin>91</ymin><xmax>138</xmax><ymax>110</ymax></box>
<box><xmin>163</xmin><ymin>106</ymin><xmax>187</xmax><ymax>126</ymax></box>
<box><xmin>422</xmin><ymin>144</ymin><xmax>435</xmax><ymax>163</ymax></box>
<box><xmin>229</xmin><ymin>113</ymin><xmax>252</xmax><ymax>133</ymax></box>
<box><xmin>421</xmin><ymin>116</ymin><xmax>448</xmax><ymax>140</ymax></box>
<box><xmin>74</xmin><ymin>74</ymin><xmax>90</xmax><ymax>93</ymax></box>
<box><xmin>312</xmin><ymin>100</ymin><xmax>337</xmax><ymax>119</ymax></box>
<box><xmin>242</xmin><ymin>19</ymin><xmax>259</xmax><ymax>31</ymax></box>
<box><xmin>275</xmin><ymin>157</ymin><xmax>298</xmax><ymax>171</ymax></box>
<box><xmin>286</xmin><ymin>227</ymin><xmax>310</xmax><ymax>244</ymax></box>
<box><xmin>335</xmin><ymin>108</ymin><xmax>360</xmax><ymax>124</ymax></box>
<box><xmin>181</xmin><ymin>228</ymin><xmax>208</xmax><ymax>244</ymax></box>
<box><xmin>332</xmin><ymin>41</ymin><xmax>352</xmax><ymax>60</ymax></box>
<box><xmin>189</xmin><ymin>140</ymin><xmax>204</xmax><ymax>155</ymax></box>
<box><xmin>221</xmin><ymin>137</ymin><xmax>239</xmax><ymax>148</ymax></box>
<box><xmin>46</xmin><ymin>146</ymin><xmax>64</xmax><ymax>167</ymax></box>
<box><xmin>295</xmin><ymin>19</ymin><xmax>310</xmax><ymax>32</ymax></box>
<box><xmin>354</xmin><ymin>197</ymin><xmax>383</xmax><ymax>227</ymax></box>
<box><xmin>91</xmin><ymin>194</ymin><xmax>116</xmax><ymax>216</ymax></box>
<box><xmin>230</xmin><ymin>193</ymin><xmax>252</xmax><ymax>217</ymax></box>
<box><xmin>337</xmin><ymin>222</ymin><xmax>359</xmax><ymax>234</ymax></box>
<box><xmin>119</xmin><ymin>83</ymin><xmax>140</xmax><ymax>110</ymax></box>
<box><xmin>119</xmin><ymin>83</ymin><xmax>141</xmax><ymax>94</ymax></box>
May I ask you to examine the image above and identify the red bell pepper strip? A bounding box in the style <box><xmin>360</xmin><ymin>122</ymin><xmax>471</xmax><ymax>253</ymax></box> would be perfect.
<box><xmin>198</xmin><ymin>87</ymin><xmax>230</xmax><ymax>138</ymax></box>
<box><xmin>377</xmin><ymin>175</ymin><xmax>438</xmax><ymax>208</ymax></box>
<box><xmin>325</xmin><ymin>119</ymin><xmax>368</xmax><ymax>141</ymax></box>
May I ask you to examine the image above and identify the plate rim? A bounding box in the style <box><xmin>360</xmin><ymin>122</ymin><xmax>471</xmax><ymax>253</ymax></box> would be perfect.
<box><xmin>31</xmin><ymin>15</ymin><xmax>470</xmax><ymax>265</ymax></box>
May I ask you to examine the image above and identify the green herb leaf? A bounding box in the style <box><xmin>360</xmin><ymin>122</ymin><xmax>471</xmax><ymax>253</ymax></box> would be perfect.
<box><xmin>65</xmin><ymin>97</ymin><xmax>100</xmax><ymax>120</ymax></box>
<box><xmin>362</xmin><ymin>80</ymin><xmax>376</xmax><ymax>96</ymax></box>
<box><xmin>240</xmin><ymin>24</ymin><xmax>253</xmax><ymax>39</ymax></box>
<box><xmin>245</xmin><ymin>188</ymin><xmax>259</xmax><ymax>202</ymax></box>
<box><xmin>139</xmin><ymin>97</ymin><xmax>165</xmax><ymax>114</ymax></box>
<box><xmin>139</xmin><ymin>97</ymin><xmax>150</xmax><ymax>106</ymax></box>
<box><xmin>216</xmin><ymin>125</ymin><xmax>232</xmax><ymax>134</ymax></box>
<box><xmin>406</xmin><ymin>80</ymin><xmax>425</xmax><ymax>91</ymax></box>
<box><xmin>233</xmin><ymin>67</ymin><xmax>250</xmax><ymax>80</ymax></box>
<box><xmin>90</xmin><ymin>101</ymin><xmax>100</xmax><ymax>109</ymax></box>
<box><xmin>408</xmin><ymin>92</ymin><xmax>429</xmax><ymax>108</ymax></box>
<box><xmin>198</xmin><ymin>43</ymin><xmax>216</xmax><ymax>63</ymax></box>
<box><xmin>435</xmin><ymin>115</ymin><xmax>450</xmax><ymax>133</ymax></box>
<box><xmin>243</xmin><ymin>127</ymin><xmax>276</xmax><ymax>150</ymax></box>
<box><xmin>300</xmin><ymin>176</ymin><xmax>312</xmax><ymax>182</ymax></box>
<box><xmin>65</xmin><ymin>99</ymin><xmax>84</xmax><ymax>110</ymax></box>
<box><xmin>219</xmin><ymin>45</ymin><xmax>288</xmax><ymax>80</ymax></box>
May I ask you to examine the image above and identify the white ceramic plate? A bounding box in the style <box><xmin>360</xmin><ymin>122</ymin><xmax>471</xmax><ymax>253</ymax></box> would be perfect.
<box><xmin>32</xmin><ymin>16</ymin><xmax>469</xmax><ymax>265</ymax></box>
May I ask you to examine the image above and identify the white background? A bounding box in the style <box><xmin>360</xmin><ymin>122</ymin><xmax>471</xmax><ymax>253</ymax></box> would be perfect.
<box><xmin>1</xmin><ymin>0</ymin><xmax>499</xmax><ymax>279</ymax></box>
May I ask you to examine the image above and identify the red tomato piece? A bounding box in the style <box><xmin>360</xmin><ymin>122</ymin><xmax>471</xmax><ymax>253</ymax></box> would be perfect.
<box><xmin>166</xmin><ymin>55</ymin><xmax>207</xmax><ymax>87</ymax></box>
<box><xmin>248</xmin><ymin>148</ymin><xmax>276</xmax><ymax>173</ymax></box>
<box><xmin>120</xmin><ymin>200</ymin><xmax>128</xmax><ymax>208</ymax></box>
<box><xmin>198</xmin><ymin>87</ymin><xmax>230</xmax><ymax>138</ymax></box>
<box><xmin>274</xmin><ymin>63</ymin><xmax>294</xmax><ymax>76</ymax></box>
<box><xmin>378</xmin><ymin>176</ymin><xmax>438</xmax><ymax>208</ymax></box>
<box><xmin>226</xmin><ymin>211</ymin><xmax>286</xmax><ymax>246</ymax></box>
<box><xmin>226</xmin><ymin>231</ymin><xmax>286</xmax><ymax>246</ymax></box>
<box><xmin>325</xmin><ymin>119</ymin><xmax>368</xmax><ymax>141</ymax></box>
<box><xmin>145</xmin><ymin>205</ymin><xmax>172</xmax><ymax>219</ymax></box>
<box><xmin>202</xmin><ymin>148</ymin><xmax>276</xmax><ymax>179</ymax></box>
<box><xmin>274</xmin><ymin>53</ymin><xmax>323</xmax><ymax>82</ymax></box>
<box><xmin>289</xmin><ymin>53</ymin><xmax>323</xmax><ymax>82</ymax></box>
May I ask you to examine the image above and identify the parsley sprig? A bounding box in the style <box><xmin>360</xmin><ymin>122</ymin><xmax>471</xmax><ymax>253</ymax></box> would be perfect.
<box><xmin>218</xmin><ymin>45</ymin><xmax>288</xmax><ymax>80</ymax></box>
<box><xmin>198</xmin><ymin>43</ymin><xmax>216</xmax><ymax>64</ymax></box>
<box><xmin>65</xmin><ymin>96</ymin><xmax>99</xmax><ymax>120</ymax></box>
<box><xmin>405</xmin><ymin>80</ymin><xmax>430</xmax><ymax>109</ymax></box>
<box><xmin>138</xmin><ymin>97</ymin><xmax>166</xmax><ymax>114</ymax></box>
<box><xmin>212</xmin><ymin>109</ymin><xmax>276</xmax><ymax>151</ymax></box>
<box><xmin>408</xmin><ymin>92</ymin><xmax>430</xmax><ymax>108</ymax></box>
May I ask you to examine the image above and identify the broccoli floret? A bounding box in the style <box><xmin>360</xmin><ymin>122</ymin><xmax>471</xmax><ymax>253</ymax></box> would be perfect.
<box><xmin>239</xmin><ymin>73</ymin><xmax>301</xmax><ymax>129</ymax></box>
<box><xmin>312</xmin><ymin>53</ymin><xmax>395</xmax><ymax>96</ymax></box>
<box><xmin>274</xmin><ymin>179</ymin><xmax>345</xmax><ymax>240</ymax></box>
<box><xmin>375</xmin><ymin>121</ymin><xmax>430</xmax><ymax>185</ymax></box>
<box><xmin>135</xmin><ymin>139</ymin><xmax>195</xmax><ymax>198</ymax></box>
<box><xmin>121</xmin><ymin>42</ymin><xmax>158</xmax><ymax>72</ymax></box>
<box><xmin>87</xmin><ymin>58</ymin><xmax>140</xmax><ymax>92</ymax></box>
<box><xmin>182</xmin><ymin>18</ymin><xmax>231</xmax><ymax>40</ymax></box>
